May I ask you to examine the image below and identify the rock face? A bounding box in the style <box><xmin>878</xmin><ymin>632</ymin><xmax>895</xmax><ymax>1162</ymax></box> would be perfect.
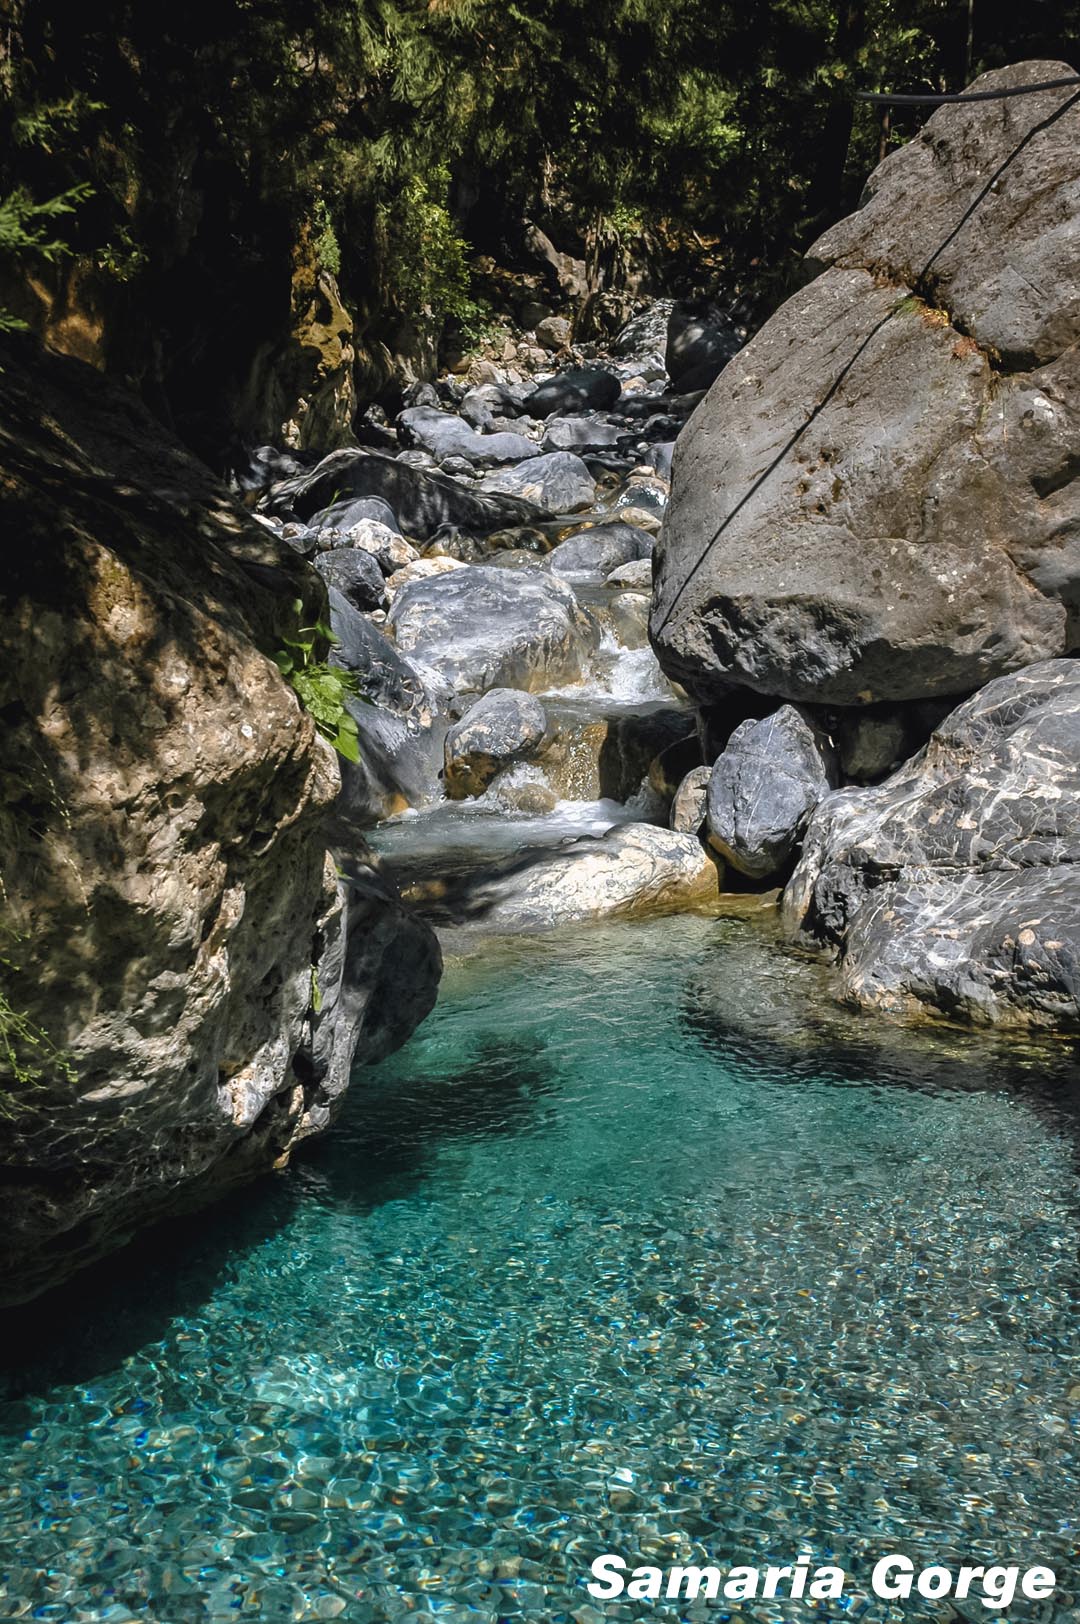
<box><xmin>707</xmin><ymin>705</ymin><xmax>838</xmax><ymax>878</ymax></box>
<box><xmin>388</xmin><ymin>564</ymin><xmax>599</xmax><ymax>696</ymax></box>
<box><xmin>652</xmin><ymin>63</ymin><xmax>1080</xmax><ymax>708</ymax></box>
<box><xmin>784</xmin><ymin>661</ymin><xmax>1080</xmax><ymax>1028</ymax></box>
<box><xmin>443</xmin><ymin>690</ymin><xmax>549</xmax><ymax>799</ymax></box>
<box><xmin>0</xmin><ymin>340</ymin><xmax>441</xmax><ymax>1304</ymax></box>
<box><xmin>429</xmin><ymin>824</ymin><xmax>723</xmax><ymax>931</ymax></box>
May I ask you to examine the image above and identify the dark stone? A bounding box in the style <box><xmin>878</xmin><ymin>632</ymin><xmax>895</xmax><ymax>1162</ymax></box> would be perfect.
<box><xmin>525</xmin><ymin>367</ymin><xmax>621</xmax><ymax>418</ymax></box>
<box><xmin>707</xmin><ymin>705</ymin><xmax>838</xmax><ymax>878</ymax></box>
<box><xmin>665</xmin><ymin>300</ymin><xmax>742</xmax><ymax>391</ymax></box>
<box><xmin>309</xmin><ymin>495</ymin><xmax>401</xmax><ymax>533</ymax></box>
<box><xmin>543</xmin><ymin>522</ymin><xmax>653</xmax><ymax>577</ymax></box>
<box><xmin>315</xmin><ymin>547</ymin><xmax>388</xmax><ymax>612</ymax></box>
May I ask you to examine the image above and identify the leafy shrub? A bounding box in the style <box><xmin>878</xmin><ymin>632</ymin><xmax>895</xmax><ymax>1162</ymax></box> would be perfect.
<box><xmin>274</xmin><ymin>603</ymin><xmax>365</xmax><ymax>764</ymax></box>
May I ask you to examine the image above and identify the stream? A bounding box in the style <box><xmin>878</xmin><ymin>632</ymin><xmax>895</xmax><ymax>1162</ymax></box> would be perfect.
<box><xmin>2</xmin><ymin>328</ymin><xmax>1079</xmax><ymax>1623</ymax></box>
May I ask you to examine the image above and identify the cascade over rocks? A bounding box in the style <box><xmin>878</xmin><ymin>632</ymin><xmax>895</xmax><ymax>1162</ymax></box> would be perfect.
<box><xmin>784</xmin><ymin>661</ymin><xmax>1080</xmax><ymax>1029</ymax></box>
<box><xmin>651</xmin><ymin>62</ymin><xmax>1080</xmax><ymax>709</ymax></box>
<box><xmin>0</xmin><ymin>340</ymin><xmax>441</xmax><ymax>1304</ymax></box>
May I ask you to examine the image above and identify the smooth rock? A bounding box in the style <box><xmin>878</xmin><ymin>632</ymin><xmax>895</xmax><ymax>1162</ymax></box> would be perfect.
<box><xmin>482</xmin><ymin>451</ymin><xmax>597</xmax><ymax>513</ymax></box>
<box><xmin>605</xmin><ymin>556</ymin><xmax>653</xmax><ymax>590</ymax></box>
<box><xmin>707</xmin><ymin>704</ymin><xmax>838</xmax><ymax>877</ymax></box>
<box><xmin>535</xmin><ymin>315</ymin><xmax>572</xmax><ymax>351</ymax></box>
<box><xmin>544</xmin><ymin>522</ymin><xmax>653</xmax><ymax>577</ymax></box>
<box><xmin>388</xmin><ymin>563</ymin><xmax>599</xmax><ymax>695</ymax></box>
<box><xmin>398</xmin><ymin>406</ymin><xmax>536</xmax><ymax>467</ymax></box>
<box><xmin>444</xmin><ymin>689</ymin><xmax>549</xmax><ymax>798</ymax></box>
<box><xmin>541</xmin><ymin>415</ymin><xmax>624</xmax><ymax>453</ymax></box>
<box><xmin>784</xmin><ymin>660</ymin><xmax>1080</xmax><ymax>1028</ymax></box>
<box><xmin>429</xmin><ymin>823</ymin><xmax>722</xmax><ymax>931</ymax></box>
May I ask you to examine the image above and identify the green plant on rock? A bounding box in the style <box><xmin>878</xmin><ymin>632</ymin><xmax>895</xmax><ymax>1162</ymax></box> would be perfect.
<box><xmin>274</xmin><ymin>601</ymin><xmax>365</xmax><ymax>764</ymax></box>
<box><xmin>312</xmin><ymin>197</ymin><xmax>342</xmax><ymax>277</ymax></box>
<box><xmin>0</xmin><ymin>929</ymin><xmax>78</xmax><ymax>1110</ymax></box>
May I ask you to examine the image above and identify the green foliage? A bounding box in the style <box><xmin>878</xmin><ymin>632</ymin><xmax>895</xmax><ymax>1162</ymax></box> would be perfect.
<box><xmin>274</xmin><ymin>602</ymin><xmax>365</xmax><ymax>765</ymax></box>
<box><xmin>0</xmin><ymin>931</ymin><xmax>77</xmax><ymax>1106</ymax></box>
<box><xmin>377</xmin><ymin>163</ymin><xmax>473</xmax><ymax>323</ymax></box>
<box><xmin>312</xmin><ymin>198</ymin><xmax>342</xmax><ymax>277</ymax></box>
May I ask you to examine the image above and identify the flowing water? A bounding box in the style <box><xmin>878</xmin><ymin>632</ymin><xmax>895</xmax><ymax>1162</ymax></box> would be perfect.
<box><xmin>2</xmin><ymin>916</ymin><xmax>1079</xmax><ymax>1624</ymax></box>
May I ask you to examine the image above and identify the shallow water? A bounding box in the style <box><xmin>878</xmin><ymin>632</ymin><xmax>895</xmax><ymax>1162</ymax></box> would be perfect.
<box><xmin>2</xmin><ymin>917</ymin><xmax>1079</xmax><ymax>1624</ymax></box>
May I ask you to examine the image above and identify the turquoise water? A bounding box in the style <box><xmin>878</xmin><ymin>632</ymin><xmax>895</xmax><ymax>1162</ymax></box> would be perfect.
<box><xmin>2</xmin><ymin>916</ymin><xmax>1079</xmax><ymax>1624</ymax></box>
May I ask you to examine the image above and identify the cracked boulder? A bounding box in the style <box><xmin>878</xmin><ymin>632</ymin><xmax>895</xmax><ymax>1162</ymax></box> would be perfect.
<box><xmin>651</xmin><ymin>62</ymin><xmax>1080</xmax><ymax>708</ymax></box>
<box><xmin>783</xmin><ymin>660</ymin><xmax>1080</xmax><ymax>1029</ymax></box>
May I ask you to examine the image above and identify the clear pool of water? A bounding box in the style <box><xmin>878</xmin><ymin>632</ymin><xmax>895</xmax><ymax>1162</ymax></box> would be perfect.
<box><xmin>2</xmin><ymin>917</ymin><xmax>1079</xmax><ymax>1624</ymax></box>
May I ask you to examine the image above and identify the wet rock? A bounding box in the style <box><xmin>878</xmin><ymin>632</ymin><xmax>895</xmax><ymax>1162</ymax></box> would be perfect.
<box><xmin>314</xmin><ymin>546</ymin><xmax>388</xmax><ymax>612</ymax></box>
<box><xmin>525</xmin><ymin>366</ymin><xmax>621</xmax><ymax>418</ymax></box>
<box><xmin>784</xmin><ymin>659</ymin><xmax>1080</xmax><ymax>1029</ymax></box>
<box><xmin>544</xmin><ymin>522</ymin><xmax>653</xmax><ymax>577</ymax></box>
<box><xmin>261</xmin><ymin>447</ymin><xmax>543</xmax><ymax>540</ymax></box>
<box><xmin>652</xmin><ymin>63</ymin><xmax>1080</xmax><ymax>708</ymax></box>
<box><xmin>707</xmin><ymin>705</ymin><xmax>838</xmax><ymax>878</ymax></box>
<box><xmin>670</xmin><ymin>765</ymin><xmax>711</xmax><ymax>834</ymax></box>
<box><xmin>430</xmin><ymin>823</ymin><xmax>722</xmax><ymax>931</ymax></box>
<box><xmin>398</xmin><ymin>406</ymin><xmax>536</xmax><ymax>467</ymax></box>
<box><xmin>387</xmin><ymin>563</ymin><xmax>599</xmax><ymax>696</ymax></box>
<box><xmin>608</xmin><ymin>590</ymin><xmax>651</xmax><ymax>647</ymax></box>
<box><xmin>444</xmin><ymin>689</ymin><xmax>549</xmax><ymax>799</ymax></box>
<box><xmin>482</xmin><ymin>451</ymin><xmax>597</xmax><ymax>513</ymax></box>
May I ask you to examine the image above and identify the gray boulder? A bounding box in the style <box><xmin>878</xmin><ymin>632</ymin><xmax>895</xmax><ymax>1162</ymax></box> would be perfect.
<box><xmin>398</xmin><ymin>406</ymin><xmax>536</xmax><ymax>467</ymax></box>
<box><xmin>482</xmin><ymin>451</ymin><xmax>597</xmax><ymax>513</ymax></box>
<box><xmin>425</xmin><ymin>823</ymin><xmax>722</xmax><ymax>931</ymax></box>
<box><xmin>543</xmin><ymin>522</ymin><xmax>653</xmax><ymax>577</ymax></box>
<box><xmin>606</xmin><ymin>556</ymin><xmax>653</xmax><ymax>591</ymax></box>
<box><xmin>388</xmin><ymin>563</ymin><xmax>599</xmax><ymax>696</ymax></box>
<box><xmin>707</xmin><ymin>705</ymin><xmax>838</xmax><ymax>878</ymax></box>
<box><xmin>652</xmin><ymin>62</ymin><xmax>1080</xmax><ymax>708</ymax></box>
<box><xmin>784</xmin><ymin>660</ymin><xmax>1080</xmax><ymax>1028</ymax></box>
<box><xmin>614</xmin><ymin>300</ymin><xmax>674</xmax><ymax>360</ymax></box>
<box><xmin>525</xmin><ymin>367</ymin><xmax>621</xmax><ymax>418</ymax></box>
<box><xmin>309</xmin><ymin>495</ymin><xmax>400</xmax><ymax>533</ymax></box>
<box><xmin>261</xmin><ymin>447</ymin><xmax>543</xmax><ymax>540</ymax></box>
<box><xmin>344</xmin><ymin>519</ymin><xmax>419</xmax><ymax>575</ymax></box>
<box><xmin>444</xmin><ymin>689</ymin><xmax>549</xmax><ymax>799</ymax></box>
<box><xmin>315</xmin><ymin>546</ymin><xmax>387</xmax><ymax>612</ymax></box>
<box><xmin>535</xmin><ymin>315</ymin><xmax>572</xmax><ymax>350</ymax></box>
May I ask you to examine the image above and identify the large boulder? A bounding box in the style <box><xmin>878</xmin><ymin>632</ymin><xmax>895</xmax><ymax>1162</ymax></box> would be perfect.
<box><xmin>387</xmin><ymin>564</ymin><xmax>599</xmax><ymax>696</ymax></box>
<box><xmin>422</xmin><ymin>823</ymin><xmax>723</xmax><ymax>931</ymax></box>
<box><xmin>784</xmin><ymin>660</ymin><xmax>1080</xmax><ymax>1028</ymax></box>
<box><xmin>443</xmin><ymin>689</ymin><xmax>549</xmax><ymax>799</ymax></box>
<box><xmin>261</xmin><ymin>446</ymin><xmax>543</xmax><ymax>539</ymax></box>
<box><xmin>0</xmin><ymin>339</ymin><xmax>440</xmax><ymax>1303</ymax></box>
<box><xmin>541</xmin><ymin>415</ymin><xmax>625</xmax><ymax>453</ymax></box>
<box><xmin>525</xmin><ymin>367</ymin><xmax>621</xmax><ymax>418</ymax></box>
<box><xmin>397</xmin><ymin>405</ymin><xmax>536</xmax><ymax>466</ymax></box>
<box><xmin>651</xmin><ymin>63</ymin><xmax>1080</xmax><ymax>709</ymax></box>
<box><xmin>482</xmin><ymin>451</ymin><xmax>597</xmax><ymax>513</ymax></box>
<box><xmin>707</xmin><ymin>705</ymin><xmax>838</xmax><ymax>877</ymax></box>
